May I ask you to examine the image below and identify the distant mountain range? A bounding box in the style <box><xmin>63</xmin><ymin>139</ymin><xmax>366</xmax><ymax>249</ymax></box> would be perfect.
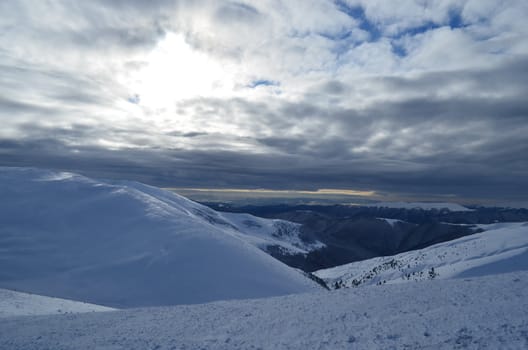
<box><xmin>362</xmin><ymin>201</ymin><xmax>473</xmax><ymax>211</ymax></box>
<box><xmin>205</xmin><ymin>202</ymin><xmax>528</xmax><ymax>272</ymax></box>
<box><xmin>315</xmin><ymin>222</ymin><xmax>528</xmax><ymax>289</ymax></box>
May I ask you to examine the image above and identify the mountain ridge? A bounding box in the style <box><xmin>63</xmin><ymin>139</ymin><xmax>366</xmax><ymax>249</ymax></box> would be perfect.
<box><xmin>314</xmin><ymin>221</ymin><xmax>528</xmax><ymax>289</ymax></box>
<box><xmin>0</xmin><ymin>167</ymin><xmax>319</xmax><ymax>308</ymax></box>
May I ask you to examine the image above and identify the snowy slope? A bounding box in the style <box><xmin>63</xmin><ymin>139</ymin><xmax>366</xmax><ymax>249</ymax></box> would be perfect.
<box><xmin>315</xmin><ymin>222</ymin><xmax>528</xmax><ymax>288</ymax></box>
<box><xmin>0</xmin><ymin>167</ymin><xmax>319</xmax><ymax>308</ymax></box>
<box><xmin>376</xmin><ymin>217</ymin><xmax>409</xmax><ymax>227</ymax></box>
<box><xmin>0</xmin><ymin>289</ymin><xmax>114</xmax><ymax>318</ymax></box>
<box><xmin>220</xmin><ymin>212</ymin><xmax>324</xmax><ymax>254</ymax></box>
<box><xmin>1</xmin><ymin>271</ymin><xmax>527</xmax><ymax>349</ymax></box>
<box><xmin>365</xmin><ymin>201</ymin><xmax>473</xmax><ymax>211</ymax></box>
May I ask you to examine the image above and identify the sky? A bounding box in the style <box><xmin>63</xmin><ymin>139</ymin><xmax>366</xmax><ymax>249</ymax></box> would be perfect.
<box><xmin>0</xmin><ymin>0</ymin><xmax>527</xmax><ymax>205</ymax></box>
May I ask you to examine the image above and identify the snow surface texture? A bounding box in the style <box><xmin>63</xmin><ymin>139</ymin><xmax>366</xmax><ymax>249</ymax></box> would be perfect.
<box><xmin>315</xmin><ymin>222</ymin><xmax>528</xmax><ymax>288</ymax></box>
<box><xmin>365</xmin><ymin>201</ymin><xmax>473</xmax><ymax>211</ymax></box>
<box><xmin>0</xmin><ymin>167</ymin><xmax>319</xmax><ymax>308</ymax></box>
<box><xmin>0</xmin><ymin>289</ymin><xmax>114</xmax><ymax>318</ymax></box>
<box><xmin>1</xmin><ymin>272</ymin><xmax>527</xmax><ymax>349</ymax></box>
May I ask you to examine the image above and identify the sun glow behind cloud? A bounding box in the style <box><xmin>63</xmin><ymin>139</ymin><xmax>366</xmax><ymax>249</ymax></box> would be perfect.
<box><xmin>165</xmin><ymin>187</ymin><xmax>378</xmax><ymax>205</ymax></box>
<box><xmin>167</xmin><ymin>187</ymin><xmax>376</xmax><ymax>197</ymax></box>
<box><xmin>129</xmin><ymin>33</ymin><xmax>237</xmax><ymax>107</ymax></box>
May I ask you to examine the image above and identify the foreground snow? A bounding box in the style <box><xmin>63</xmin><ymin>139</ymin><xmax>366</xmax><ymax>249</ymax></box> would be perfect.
<box><xmin>0</xmin><ymin>289</ymin><xmax>114</xmax><ymax>318</ymax></box>
<box><xmin>365</xmin><ymin>201</ymin><xmax>473</xmax><ymax>211</ymax></box>
<box><xmin>1</xmin><ymin>272</ymin><xmax>527</xmax><ymax>349</ymax></box>
<box><xmin>315</xmin><ymin>222</ymin><xmax>528</xmax><ymax>288</ymax></box>
<box><xmin>0</xmin><ymin>167</ymin><xmax>319</xmax><ymax>308</ymax></box>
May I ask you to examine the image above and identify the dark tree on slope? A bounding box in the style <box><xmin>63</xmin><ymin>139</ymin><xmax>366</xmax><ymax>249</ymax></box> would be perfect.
<box><xmin>428</xmin><ymin>267</ymin><xmax>438</xmax><ymax>279</ymax></box>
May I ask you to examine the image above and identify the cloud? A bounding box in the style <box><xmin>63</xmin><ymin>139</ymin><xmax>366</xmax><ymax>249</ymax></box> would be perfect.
<box><xmin>214</xmin><ymin>2</ymin><xmax>261</xmax><ymax>23</ymax></box>
<box><xmin>0</xmin><ymin>0</ymin><xmax>527</xmax><ymax>203</ymax></box>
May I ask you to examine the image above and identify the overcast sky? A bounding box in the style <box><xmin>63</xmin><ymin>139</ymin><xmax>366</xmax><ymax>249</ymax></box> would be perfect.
<box><xmin>1</xmin><ymin>0</ymin><xmax>527</xmax><ymax>204</ymax></box>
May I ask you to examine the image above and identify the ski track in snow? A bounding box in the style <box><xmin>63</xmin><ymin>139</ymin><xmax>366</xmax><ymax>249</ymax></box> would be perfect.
<box><xmin>1</xmin><ymin>272</ymin><xmax>527</xmax><ymax>349</ymax></box>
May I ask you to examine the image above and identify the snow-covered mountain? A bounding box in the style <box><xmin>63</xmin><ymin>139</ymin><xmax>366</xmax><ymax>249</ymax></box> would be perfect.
<box><xmin>2</xmin><ymin>167</ymin><xmax>528</xmax><ymax>349</ymax></box>
<box><xmin>0</xmin><ymin>288</ymin><xmax>114</xmax><ymax>318</ymax></box>
<box><xmin>1</xmin><ymin>271</ymin><xmax>527</xmax><ymax>349</ymax></box>
<box><xmin>217</xmin><ymin>211</ymin><xmax>324</xmax><ymax>254</ymax></box>
<box><xmin>364</xmin><ymin>201</ymin><xmax>473</xmax><ymax>212</ymax></box>
<box><xmin>314</xmin><ymin>222</ymin><xmax>528</xmax><ymax>288</ymax></box>
<box><xmin>0</xmin><ymin>167</ymin><xmax>320</xmax><ymax>307</ymax></box>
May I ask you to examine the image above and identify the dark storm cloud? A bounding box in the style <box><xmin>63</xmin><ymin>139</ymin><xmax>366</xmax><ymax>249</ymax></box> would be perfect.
<box><xmin>1</xmin><ymin>135</ymin><xmax>525</xmax><ymax>202</ymax></box>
